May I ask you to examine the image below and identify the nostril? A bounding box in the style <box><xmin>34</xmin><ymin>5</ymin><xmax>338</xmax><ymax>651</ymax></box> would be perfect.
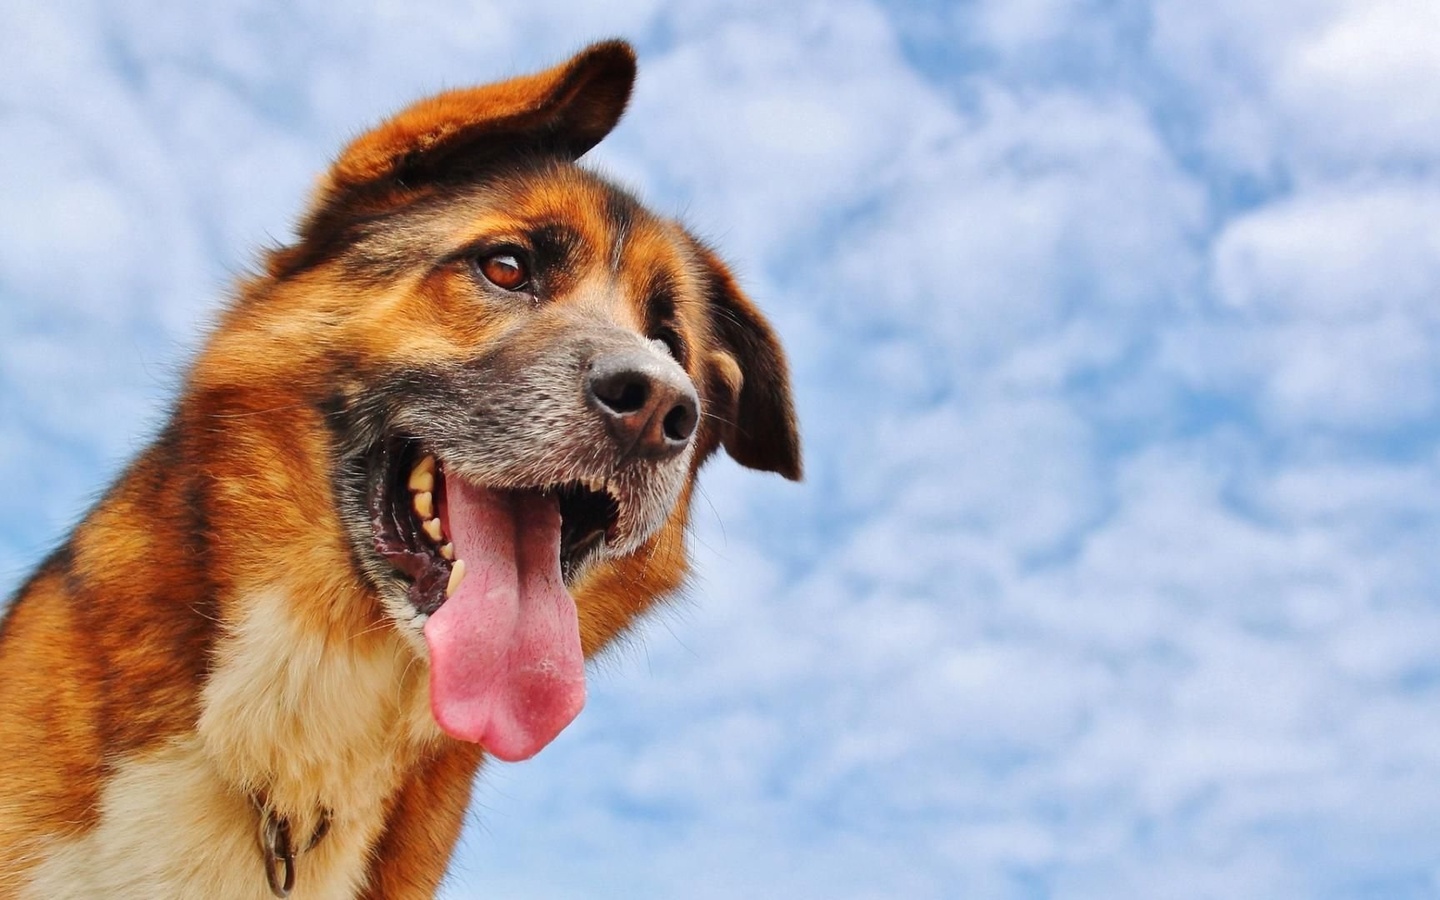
<box><xmin>587</xmin><ymin>351</ymin><xmax>699</xmax><ymax>458</ymax></box>
<box><xmin>592</xmin><ymin>372</ymin><xmax>650</xmax><ymax>415</ymax></box>
<box><xmin>663</xmin><ymin>398</ymin><xmax>697</xmax><ymax>443</ymax></box>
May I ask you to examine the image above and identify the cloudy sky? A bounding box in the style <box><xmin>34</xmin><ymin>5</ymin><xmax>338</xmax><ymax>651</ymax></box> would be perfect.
<box><xmin>4</xmin><ymin>0</ymin><xmax>1440</xmax><ymax>897</ymax></box>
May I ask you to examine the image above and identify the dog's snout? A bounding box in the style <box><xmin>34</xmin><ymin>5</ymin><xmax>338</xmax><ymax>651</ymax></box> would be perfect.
<box><xmin>587</xmin><ymin>351</ymin><xmax>699</xmax><ymax>460</ymax></box>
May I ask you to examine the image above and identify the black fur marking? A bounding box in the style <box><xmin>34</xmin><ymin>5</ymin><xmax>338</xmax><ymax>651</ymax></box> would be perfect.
<box><xmin>604</xmin><ymin>189</ymin><xmax>639</xmax><ymax>271</ymax></box>
<box><xmin>276</xmin><ymin>154</ymin><xmax>571</xmax><ymax>284</ymax></box>
<box><xmin>528</xmin><ymin>222</ymin><xmax>588</xmax><ymax>298</ymax></box>
<box><xmin>644</xmin><ymin>271</ymin><xmax>687</xmax><ymax>366</ymax></box>
<box><xmin>604</xmin><ymin>190</ymin><xmax>639</xmax><ymax>233</ymax></box>
<box><xmin>180</xmin><ymin>447</ymin><xmax>221</xmax><ymax>641</ymax></box>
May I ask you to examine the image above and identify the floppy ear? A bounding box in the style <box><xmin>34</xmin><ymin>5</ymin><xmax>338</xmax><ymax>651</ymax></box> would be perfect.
<box><xmin>313</xmin><ymin>39</ymin><xmax>635</xmax><ymax>207</ymax></box>
<box><xmin>698</xmin><ymin>247</ymin><xmax>803</xmax><ymax>481</ymax></box>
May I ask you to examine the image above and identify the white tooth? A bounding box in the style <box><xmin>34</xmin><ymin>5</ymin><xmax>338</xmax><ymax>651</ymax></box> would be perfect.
<box><xmin>408</xmin><ymin>455</ymin><xmax>436</xmax><ymax>493</ymax></box>
<box><xmin>445</xmin><ymin>560</ymin><xmax>467</xmax><ymax>597</ymax></box>
<box><xmin>413</xmin><ymin>491</ymin><xmax>434</xmax><ymax>519</ymax></box>
<box><xmin>422</xmin><ymin>518</ymin><xmax>443</xmax><ymax>543</ymax></box>
<box><xmin>438</xmin><ymin>542</ymin><xmax>455</xmax><ymax>560</ymax></box>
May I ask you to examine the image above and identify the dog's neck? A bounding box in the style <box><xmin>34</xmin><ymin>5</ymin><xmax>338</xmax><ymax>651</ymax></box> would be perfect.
<box><xmin>196</xmin><ymin>580</ymin><xmax>442</xmax><ymax>895</ymax></box>
<box><xmin>198</xmin><ymin>582</ymin><xmax>441</xmax><ymax>817</ymax></box>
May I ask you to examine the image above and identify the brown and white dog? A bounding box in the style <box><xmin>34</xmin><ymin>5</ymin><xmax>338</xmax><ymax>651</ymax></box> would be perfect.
<box><xmin>0</xmin><ymin>40</ymin><xmax>799</xmax><ymax>898</ymax></box>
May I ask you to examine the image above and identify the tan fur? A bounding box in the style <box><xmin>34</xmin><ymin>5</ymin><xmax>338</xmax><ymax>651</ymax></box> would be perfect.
<box><xmin>0</xmin><ymin>40</ymin><xmax>800</xmax><ymax>896</ymax></box>
<box><xmin>198</xmin><ymin>589</ymin><xmax>442</xmax><ymax>861</ymax></box>
<box><xmin>25</xmin><ymin>589</ymin><xmax>441</xmax><ymax>898</ymax></box>
<box><xmin>24</xmin><ymin>738</ymin><xmax>273</xmax><ymax>900</ymax></box>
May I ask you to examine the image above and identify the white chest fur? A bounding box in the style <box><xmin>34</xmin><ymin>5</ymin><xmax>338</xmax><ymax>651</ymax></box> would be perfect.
<box><xmin>24</xmin><ymin>589</ymin><xmax>440</xmax><ymax>899</ymax></box>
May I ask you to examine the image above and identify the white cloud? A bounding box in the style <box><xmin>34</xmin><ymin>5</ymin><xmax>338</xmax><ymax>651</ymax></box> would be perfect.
<box><xmin>1166</xmin><ymin>183</ymin><xmax>1440</xmax><ymax>429</ymax></box>
<box><xmin>1151</xmin><ymin>0</ymin><xmax>1440</xmax><ymax>174</ymax></box>
<box><xmin>1213</xmin><ymin>183</ymin><xmax>1440</xmax><ymax>321</ymax></box>
<box><xmin>615</xmin><ymin>0</ymin><xmax>954</xmax><ymax>268</ymax></box>
<box><xmin>817</xmin><ymin>84</ymin><xmax>1205</xmax><ymax>378</ymax></box>
<box><xmin>974</xmin><ymin>0</ymin><xmax>1088</xmax><ymax>52</ymax></box>
<box><xmin>1276</xmin><ymin>0</ymin><xmax>1440</xmax><ymax>167</ymax></box>
<box><xmin>855</xmin><ymin>397</ymin><xmax>1103</xmax><ymax>556</ymax></box>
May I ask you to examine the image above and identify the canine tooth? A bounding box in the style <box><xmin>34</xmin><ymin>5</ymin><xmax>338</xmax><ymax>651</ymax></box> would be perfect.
<box><xmin>408</xmin><ymin>456</ymin><xmax>436</xmax><ymax>493</ymax></box>
<box><xmin>422</xmin><ymin>518</ymin><xmax>443</xmax><ymax>543</ymax></box>
<box><xmin>439</xmin><ymin>542</ymin><xmax>455</xmax><ymax>560</ymax></box>
<box><xmin>413</xmin><ymin>491</ymin><xmax>434</xmax><ymax>519</ymax></box>
<box><xmin>445</xmin><ymin>560</ymin><xmax>467</xmax><ymax>597</ymax></box>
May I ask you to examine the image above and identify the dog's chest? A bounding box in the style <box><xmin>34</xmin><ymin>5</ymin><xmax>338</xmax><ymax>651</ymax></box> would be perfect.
<box><xmin>24</xmin><ymin>588</ymin><xmax>442</xmax><ymax>899</ymax></box>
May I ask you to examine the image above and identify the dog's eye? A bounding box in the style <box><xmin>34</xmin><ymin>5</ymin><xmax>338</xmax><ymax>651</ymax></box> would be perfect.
<box><xmin>476</xmin><ymin>252</ymin><xmax>530</xmax><ymax>292</ymax></box>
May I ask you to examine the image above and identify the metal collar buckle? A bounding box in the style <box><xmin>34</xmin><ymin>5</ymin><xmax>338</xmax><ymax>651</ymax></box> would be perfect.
<box><xmin>259</xmin><ymin>810</ymin><xmax>296</xmax><ymax>898</ymax></box>
<box><xmin>256</xmin><ymin>798</ymin><xmax>332</xmax><ymax>898</ymax></box>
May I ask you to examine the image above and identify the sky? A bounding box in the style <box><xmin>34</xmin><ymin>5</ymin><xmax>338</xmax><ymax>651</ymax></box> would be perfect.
<box><xmin>3</xmin><ymin>1</ymin><xmax>1440</xmax><ymax>897</ymax></box>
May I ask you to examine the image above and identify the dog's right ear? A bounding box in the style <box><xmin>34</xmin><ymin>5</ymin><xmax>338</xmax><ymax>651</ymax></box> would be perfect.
<box><xmin>312</xmin><ymin>39</ymin><xmax>635</xmax><ymax>209</ymax></box>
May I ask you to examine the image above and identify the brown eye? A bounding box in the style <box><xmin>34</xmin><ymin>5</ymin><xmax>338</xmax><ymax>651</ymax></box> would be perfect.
<box><xmin>477</xmin><ymin>252</ymin><xmax>529</xmax><ymax>291</ymax></box>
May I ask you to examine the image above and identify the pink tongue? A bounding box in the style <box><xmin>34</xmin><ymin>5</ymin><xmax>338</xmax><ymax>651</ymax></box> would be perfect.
<box><xmin>422</xmin><ymin>481</ymin><xmax>586</xmax><ymax>762</ymax></box>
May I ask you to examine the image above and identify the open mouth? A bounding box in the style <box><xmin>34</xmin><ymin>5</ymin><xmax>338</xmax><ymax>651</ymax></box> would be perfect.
<box><xmin>368</xmin><ymin>438</ymin><xmax>621</xmax><ymax>614</ymax></box>
<box><xmin>363</xmin><ymin>436</ymin><xmax>609</xmax><ymax>760</ymax></box>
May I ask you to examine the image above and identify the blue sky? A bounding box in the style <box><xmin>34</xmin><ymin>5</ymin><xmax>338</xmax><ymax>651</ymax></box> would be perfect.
<box><xmin>4</xmin><ymin>1</ymin><xmax>1440</xmax><ymax>897</ymax></box>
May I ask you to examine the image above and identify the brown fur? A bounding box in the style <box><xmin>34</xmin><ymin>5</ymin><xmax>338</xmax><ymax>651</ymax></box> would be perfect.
<box><xmin>0</xmin><ymin>40</ymin><xmax>798</xmax><ymax>898</ymax></box>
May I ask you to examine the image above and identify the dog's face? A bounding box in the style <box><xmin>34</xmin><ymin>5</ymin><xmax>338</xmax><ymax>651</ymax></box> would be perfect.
<box><xmin>200</xmin><ymin>43</ymin><xmax>798</xmax><ymax>761</ymax></box>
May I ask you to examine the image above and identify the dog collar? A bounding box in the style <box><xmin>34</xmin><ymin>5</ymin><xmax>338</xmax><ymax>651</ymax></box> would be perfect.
<box><xmin>253</xmin><ymin>793</ymin><xmax>332</xmax><ymax>898</ymax></box>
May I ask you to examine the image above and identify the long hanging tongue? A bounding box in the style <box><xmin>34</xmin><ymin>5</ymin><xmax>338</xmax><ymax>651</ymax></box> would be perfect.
<box><xmin>423</xmin><ymin>480</ymin><xmax>586</xmax><ymax>762</ymax></box>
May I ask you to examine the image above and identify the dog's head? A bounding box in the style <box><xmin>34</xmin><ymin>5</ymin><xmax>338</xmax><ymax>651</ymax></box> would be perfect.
<box><xmin>207</xmin><ymin>42</ymin><xmax>798</xmax><ymax>760</ymax></box>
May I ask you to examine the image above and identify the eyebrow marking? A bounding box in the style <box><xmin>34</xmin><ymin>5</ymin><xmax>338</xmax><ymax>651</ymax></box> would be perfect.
<box><xmin>529</xmin><ymin>223</ymin><xmax>583</xmax><ymax>266</ymax></box>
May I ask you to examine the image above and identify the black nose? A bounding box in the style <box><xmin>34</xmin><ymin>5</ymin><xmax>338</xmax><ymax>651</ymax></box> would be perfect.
<box><xmin>587</xmin><ymin>351</ymin><xmax>699</xmax><ymax>460</ymax></box>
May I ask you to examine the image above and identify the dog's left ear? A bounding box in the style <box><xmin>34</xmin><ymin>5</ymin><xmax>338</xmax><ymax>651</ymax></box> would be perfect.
<box><xmin>698</xmin><ymin>247</ymin><xmax>803</xmax><ymax>481</ymax></box>
<box><xmin>317</xmin><ymin>39</ymin><xmax>635</xmax><ymax>202</ymax></box>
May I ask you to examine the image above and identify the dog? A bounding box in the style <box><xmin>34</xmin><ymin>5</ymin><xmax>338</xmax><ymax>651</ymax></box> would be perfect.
<box><xmin>0</xmin><ymin>40</ymin><xmax>799</xmax><ymax>898</ymax></box>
